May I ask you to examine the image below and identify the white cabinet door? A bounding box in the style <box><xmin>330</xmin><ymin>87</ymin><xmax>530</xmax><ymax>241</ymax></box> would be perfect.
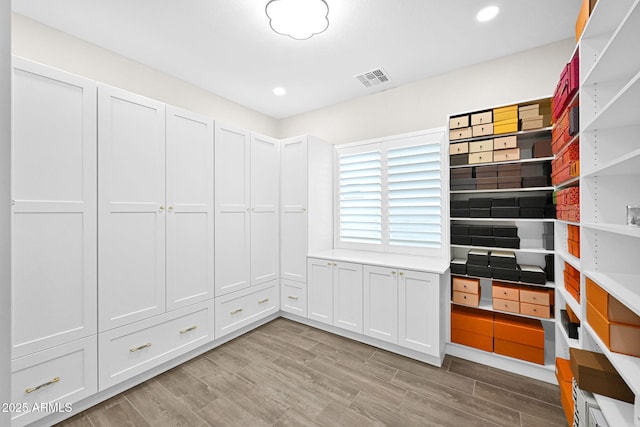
<box><xmin>280</xmin><ymin>138</ymin><xmax>308</xmax><ymax>283</ymax></box>
<box><xmin>333</xmin><ymin>262</ymin><xmax>363</xmax><ymax>333</ymax></box>
<box><xmin>250</xmin><ymin>133</ymin><xmax>279</xmax><ymax>286</ymax></box>
<box><xmin>214</xmin><ymin>124</ymin><xmax>250</xmax><ymax>296</ymax></box>
<box><xmin>166</xmin><ymin>106</ymin><xmax>215</xmax><ymax>310</ymax></box>
<box><xmin>98</xmin><ymin>84</ymin><xmax>166</xmax><ymax>331</ymax></box>
<box><xmin>11</xmin><ymin>59</ymin><xmax>97</xmax><ymax>358</ymax></box>
<box><xmin>363</xmin><ymin>265</ymin><xmax>398</xmax><ymax>344</ymax></box>
<box><xmin>399</xmin><ymin>270</ymin><xmax>439</xmax><ymax>355</ymax></box>
<box><xmin>307</xmin><ymin>258</ymin><xmax>333</xmax><ymax>325</ymax></box>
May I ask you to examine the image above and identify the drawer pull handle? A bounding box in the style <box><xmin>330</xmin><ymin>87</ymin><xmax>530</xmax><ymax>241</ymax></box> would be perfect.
<box><xmin>231</xmin><ymin>308</ymin><xmax>243</xmax><ymax>315</ymax></box>
<box><xmin>258</xmin><ymin>298</ymin><xmax>269</xmax><ymax>304</ymax></box>
<box><xmin>327</xmin><ymin>262</ymin><xmax>332</xmax><ymax>266</ymax></box>
<box><xmin>180</xmin><ymin>325</ymin><xmax>198</xmax><ymax>334</ymax></box>
<box><xmin>288</xmin><ymin>296</ymin><xmax>299</xmax><ymax>301</ymax></box>
<box><xmin>130</xmin><ymin>343</ymin><xmax>152</xmax><ymax>352</ymax></box>
<box><xmin>399</xmin><ymin>272</ymin><xmax>404</xmax><ymax>276</ymax></box>
<box><xmin>26</xmin><ymin>377</ymin><xmax>60</xmax><ymax>394</ymax></box>
<box><xmin>392</xmin><ymin>271</ymin><xmax>396</xmax><ymax>275</ymax></box>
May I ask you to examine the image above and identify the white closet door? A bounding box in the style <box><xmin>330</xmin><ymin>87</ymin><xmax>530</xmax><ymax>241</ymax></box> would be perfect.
<box><xmin>333</xmin><ymin>262</ymin><xmax>363</xmax><ymax>333</ymax></box>
<box><xmin>250</xmin><ymin>133</ymin><xmax>279</xmax><ymax>286</ymax></box>
<box><xmin>166</xmin><ymin>106</ymin><xmax>215</xmax><ymax>310</ymax></box>
<box><xmin>98</xmin><ymin>84</ymin><xmax>166</xmax><ymax>331</ymax></box>
<box><xmin>280</xmin><ymin>137</ymin><xmax>308</xmax><ymax>283</ymax></box>
<box><xmin>363</xmin><ymin>265</ymin><xmax>398</xmax><ymax>344</ymax></box>
<box><xmin>215</xmin><ymin>123</ymin><xmax>250</xmax><ymax>296</ymax></box>
<box><xmin>11</xmin><ymin>58</ymin><xmax>97</xmax><ymax>358</ymax></box>
<box><xmin>399</xmin><ymin>270</ymin><xmax>439</xmax><ymax>355</ymax></box>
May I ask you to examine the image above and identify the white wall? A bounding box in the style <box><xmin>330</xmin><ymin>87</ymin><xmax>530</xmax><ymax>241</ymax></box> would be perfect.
<box><xmin>11</xmin><ymin>13</ymin><xmax>279</xmax><ymax>137</ymax></box>
<box><xmin>1</xmin><ymin>2</ymin><xmax>11</xmax><ymax>423</ymax></box>
<box><xmin>279</xmin><ymin>39</ymin><xmax>575</xmax><ymax>144</ymax></box>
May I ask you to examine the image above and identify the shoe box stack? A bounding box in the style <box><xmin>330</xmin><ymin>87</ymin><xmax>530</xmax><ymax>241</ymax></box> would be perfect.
<box><xmin>451</xmin><ymin>196</ymin><xmax>555</xmax><ymax>219</ymax></box>
<box><xmin>560</xmin><ymin>304</ymin><xmax>580</xmax><ymax>339</ymax></box>
<box><xmin>567</xmin><ymin>224</ymin><xmax>580</xmax><ymax>258</ymax></box>
<box><xmin>564</xmin><ymin>262</ymin><xmax>581</xmax><ymax>303</ymax></box>
<box><xmin>552</xmin><ymin>142</ymin><xmax>580</xmax><ymax>185</ymax></box>
<box><xmin>519</xmin><ymin>102</ymin><xmax>551</xmax><ymax>131</ymax></box>
<box><xmin>492</xmin><ymin>281</ymin><xmax>554</xmax><ymax>319</ymax></box>
<box><xmin>555</xmin><ymin>357</ymin><xmax>575</xmax><ymax>425</ymax></box>
<box><xmin>451</xmin><ymin>223</ymin><xmax>520</xmax><ymax>249</ymax></box>
<box><xmin>555</xmin><ymin>186</ymin><xmax>580</xmax><ymax>222</ymax></box>
<box><xmin>450</xmin><ymin>249</ymin><xmax>547</xmax><ymax>285</ymax></box>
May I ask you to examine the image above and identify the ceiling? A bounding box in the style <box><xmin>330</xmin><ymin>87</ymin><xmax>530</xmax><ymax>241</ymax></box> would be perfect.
<box><xmin>12</xmin><ymin>0</ymin><xmax>581</xmax><ymax>119</ymax></box>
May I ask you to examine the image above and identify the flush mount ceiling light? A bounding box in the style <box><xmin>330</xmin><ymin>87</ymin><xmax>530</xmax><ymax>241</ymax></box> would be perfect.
<box><xmin>266</xmin><ymin>0</ymin><xmax>329</xmax><ymax>40</ymax></box>
<box><xmin>476</xmin><ymin>5</ymin><xmax>499</xmax><ymax>22</ymax></box>
<box><xmin>273</xmin><ymin>86</ymin><xmax>287</xmax><ymax>96</ymax></box>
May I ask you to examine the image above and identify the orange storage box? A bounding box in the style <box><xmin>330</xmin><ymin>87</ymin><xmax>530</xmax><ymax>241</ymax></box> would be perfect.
<box><xmin>555</xmin><ymin>357</ymin><xmax>573</xmax><ymax>384</ymax></box>
<box><xmin>587</xmin><ymin>302</ymin><xmax>640</xmax><ymax>357</ymax></box>
<box><xmin>451</xmin><ymin>305</ymin><xmax>494</xmax><ymax>352</ymax></box>
<box><xmin>494</xmin><ymin>339</ymin><xmax>544</xmax><ymax>365</ymax></box>
<box><xmin>559</xmin><ymin>379</ymin><xmax>574</xmax><ymax>426</ymax></box>
<box><xmin>493</xmin><ymin>313</ymin><xmax>544</xmax><ymax>364</ymax></box>
<box><xmin>586</xmin><ymin>278</ymin><xmax>640</xmax><ymax>325</ymax></box>
<box><xmin>451</xmin><ymin>329</ymin><xmax>494</xmax><ymax>353</ymax></box>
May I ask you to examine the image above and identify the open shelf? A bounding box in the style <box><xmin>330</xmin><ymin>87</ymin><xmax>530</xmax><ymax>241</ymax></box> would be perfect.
<box><xmin>451</xmin><ymin>298</ymin><xmax>555</xmax><ymax>323</ymax></box>
<box><xmin>583</xmin><ymin>69</ymin><xmax>640</xmax><ymax>132</ymax></box>
<box><xmin>451</xmin><ymin>217</ymin><xmax>555</xmax><ymax>223</ymax></box>
<box><xmin>556</xmin><ymin>247</ymin><xmax>582</xmax><ymax>271</ymax></box>
<box><xmin>450</xmin><ymin>156</ymin><xmax>554</xmax><ymax>169</ymax></box>
<box><xmin>557</xmin><ymin>286</ymin><xmax>581</xmax><ymax>322</ymax></box>
<box><xmin>451</xmin><ymin>187</ymin><xmax>554</xmax><ymax>194</ymax></box>
<box><xmin>581</xmin><ymin>146</ymin><xmax>640</xmax><ymax>178</ymax></box>
<box><xmin>448</xmin><ymin>127</ymin><xmax>552</xmax><ymax>145</ymax></box>
<box><xmin>451</xmin><ymin>273</ymin><xmax>553</xmax><ymax>289</ymax></box>
<box><xmin>592</xmin><ymin>394</ymin><xmax>636</xmax><ymax>427</ymax></box>
<box><xmin>556</xmin><ymin>319</ymin><xmax>580</xmax><ymax>349</ymax></box>
<box><xmin>554</xmin><ymin>175</ymin><xmax>580</xmax><ymax>189</ymax></box>
<box><xmin>584</xmin><ymin>322</ymin><xmax>640</xmax><ymax>397</ymax></box>
<box><xmin>584</xmin><ymin>270</ymin><xmax>640</xmax><ymax>318</ymax></box>
<box><xmin>581</xmin><ymin>222</ymin><xmax>640</xmax><ymax>239</ymax></box>
<box><xmin>555</xmin><ymin>219</ymin><xmax>581</xmax><ymax>226</ymax></box>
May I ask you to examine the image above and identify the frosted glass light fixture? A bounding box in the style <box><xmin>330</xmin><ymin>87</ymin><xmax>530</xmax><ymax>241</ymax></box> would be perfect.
<box><xmin>476</xmin><ymin>6</ymin><xmax>499</xmax><ymax>22</ymax></box>
<box><xmin>266</xmin><ymin>0</ymin><xmax>329</xmax><ymax>40</ymax></box>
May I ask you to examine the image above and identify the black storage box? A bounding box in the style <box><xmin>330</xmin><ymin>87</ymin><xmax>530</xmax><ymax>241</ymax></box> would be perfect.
<box><xmin>561</xmin><ymin>310</ymin><xmax>579</xmax><ymax>339</ymax></box>
<box><xmin>498</xmin><ymin>176</ymin><xmax>522</xmax><ymax>189</ymax></box>
<box><xmin>470</xmin><ymin>208</ymin><xmax>491</xmax><ymax>218</ymax></box>
<box><xmin>451</xmin><ymin>208</ymin><xmax>470</xmax><ymax>218</ymax></box>
<box><xmin>521</xmin><ymin>163</ymin><xmax>545</xmax><ymax>177</ymax></box>
<box><xmin>491</xmin><ymin>267</ymin><xmax>520</xmax><ymax>282</ymax></box>
<box><xmin>471</xmin><ymin>236</ymin><xmax>495</xmax><ymax>247</ymax></box>
<box><xmin>475</xmin><ymin>165</ymin><xmax>498</xmax><ymax>175</ymax></box>
<box><xmin>468</xmin><ymin>225</ymin><xmax>493</xmax><ymax>236</ymax></box>
<box><xmin>451</xmin><ymin>200</ymin><xmax>470</xmax><ymax>209</ymax></box>
<box><xmin>451</xmin><ymin>184</ymin><xmax>476</xmax><ymax>191</ymax></box>
<box><xmin>544</xmin><ymin>204</ymin><xmax>557</xmax><ymax>218</ymax></box>
<box><xmin>467</xmin><ymin>249</ymin><xmax>490</xmax><ymax>266</ymax></box>
<box><xmin>451</xmin><ymin>235</ymin><xmax>472</xmax><ymax>245</ymax></box>
<box><xmin>545</xmin><ymin>254</ymin><xmax>555</xmax><ymax>282</ymax></box>
<box><xmin>495</xmin><ymin>236</ymin><xmax>521</xmax><ymax>249</ymax></box>
<box><xmin>533</xmin><ymin>140</ymin><xmax>552</xmax><ymax>158</ymax></box>
<box><xmin>469</xmin><ymin>198</ymin><xmax>492</xmax><ymax>208</ymax></box>
<box><xmin>497</xmin><ymin>164</ymin><xmax>522</xmax><ymax>177</ymax></box>
<box><xmin>467</xmin><ymin>264</ymin><xmax>492</xmax><ymax>278</ymax></box>
<box><xmin>519</xmin><ymin>264</ymin><xmax>546</xmax><ymax>285</ymax></box>
<box><xmin>450</xmin><ymin>258</ymin><xmax>467</xmax><ymax>275</ymax></box>
<box><xmin>520</xmin><ymin>207</ymin><xmax>545</xmax><ymax>218</ymax></box>
<box><xmin>569</xmin><ymin>106</ymin><xmax>580</xmax><ymax>136</ymax></box>
<box><xmin>491</xmin><ymin>197</ymin><xmax>518</xmax><ymax>207</ymax></box>
<box><xmin>490</xmin><ymin>250</ymin><xmax>518</xmax><ymax>269</ymax></box>
<box><xmin>522</xmin><ymin>176</ymin><xmax>550</xmax><ymax>188</ymax></box>
<box><xmin>518</xmin><ymin>196</ymin><xmax>547</xmax><ymax>208</ymax></box>
<box><xmin>451</xmin><ymin>224</ymin><xmax>470</xmax><ymax>235</ymax></box>
<box><xmin>493</xmin><ymin>226</ymin><xmax>518</xmax><ymax>237</ymax></box>
<box><xmin>491</xmin><ymin>206</ymin><xmax>520</xmax><ymax>218</ymax></box>
<box><xmin>451</xmin><ymin>168</ymin><xmax>473</xmax><ymax>179</ymax></box>
<box><xmin>450</xmin><ymin>154</ymin><xmax>469</xmax><ymax>166</ymax></box>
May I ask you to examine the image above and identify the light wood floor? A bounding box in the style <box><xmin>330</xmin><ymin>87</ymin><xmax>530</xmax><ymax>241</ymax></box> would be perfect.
<box><xmin>57</xmin><ymin>318</ymin><xmax>566</xmax><ymax>427</ymax></box>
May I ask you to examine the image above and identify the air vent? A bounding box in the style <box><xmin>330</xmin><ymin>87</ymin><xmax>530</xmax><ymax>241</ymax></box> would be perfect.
<box><xmin>354</xmin><ymin>68</ymin><xmax>390</xmax><ymax>88</ymax></box>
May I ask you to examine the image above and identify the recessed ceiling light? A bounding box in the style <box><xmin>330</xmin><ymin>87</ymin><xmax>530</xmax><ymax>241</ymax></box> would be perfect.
<box><xmin>273</xmin><ymin>87</ymin><xmax>287</xmax><ymax>96</ymax></box>
<box><xmin>476</xmin><ymin>6</ymin><xmax>499</xmax><ymax>22</ymax></box>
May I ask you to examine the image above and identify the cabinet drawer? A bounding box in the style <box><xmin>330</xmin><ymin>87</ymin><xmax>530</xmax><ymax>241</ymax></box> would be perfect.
<box><xmin>493</xmin><ymin>298</ymin><xmax>520</xmax><ymax>313</ymax></box>
<box><xmin>12</xmin><ymin>336</ymin><xmax>97</xmax><ymax>426</ymax></box>
<box><xmin>449</xmin><ymin>115</ymin><xmax>470</xmax><ymax>130</ymax></box>
<box><xmin>520</xmin><ymin>289</ymin><xmax>553</xmax><ymax>305</ymax></box>
<box><xmin>520</xmin><ymin>302</ymin><xmax>552</xmax><ymax>318</ymax></box>
<box><xmin>452</xmin><ymin>291</ymin><xmax>480</xmax><ymax>307</ymax></box>
<box><xmin>281</xmin><ymin>279</ymin><xmax>307</xmax><ymax>317</ymax></box>
<box><xmin>215</xmin><ymin>281</ymin><xmax>279</xmax><ymax>338</ymax></box>
<box><xmin>449</xmin><ymin>127</ymin><xmax>472</xmax><ymax>141</ymax></box>
<box><xmin>452</xmin><ymin>277</ymin><xmax>480</xmax><ymax>294</ymax></box>
<box><xmin>99</xmin><ymin>300</ymin><xmax>214</xmax><ymax>390</ymax></box>
<box><xmin>492</xmin><ymin>283</ymin><xmax>519</xmax><ymax>301</ymax></box>
<box><xmin>469</xmin><ymin>151</ymin><xmax>493</xmax><ymax>164</ymax></box>
<box><xmin>449</xmin><ymin>142</ymin><xmax>469</xmax><ymax>155</ymax></box>
<box><xmin>493</xmin><ymin>136</ymin><xmax>518</xmax><ymax>150</ymax></box>
<box><xmin>471</xmin><ymin>111</ymin><xmax>493</xmax><ymax>126</ymax></box>
<box><xmin>493</xmin><ymin>148</ymin><xmax>520</xmax><ymax>162</ymax></box>
<box><xmin>472</xmin><ymin>123</ymin><xmax>494</xmax><ymax>137</ymax></box>
<box><xmin>469</xmin><ymin>139</ymin><xmax>494</xmax><ymax>153</ymax></box>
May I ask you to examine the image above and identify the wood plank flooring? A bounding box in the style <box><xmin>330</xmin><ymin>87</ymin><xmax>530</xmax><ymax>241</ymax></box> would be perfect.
<box><xmin>57</xmin><ymin>318</ymin><xmax>567</xmax><ymax>427</ymax></box>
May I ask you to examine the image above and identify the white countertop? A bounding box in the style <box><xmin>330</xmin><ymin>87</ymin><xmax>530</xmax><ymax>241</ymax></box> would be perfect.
<box><xmin>307</xmin><ymin>249</ymin><xmax>450</xmax><ymax>274</ymax></box>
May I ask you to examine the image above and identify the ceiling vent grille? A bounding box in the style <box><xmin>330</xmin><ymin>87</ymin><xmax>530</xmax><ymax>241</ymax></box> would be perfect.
<box><xmin>354</xmin><ymin>68</ymin><xmax>390</xmax><ymax>88</ymax></box>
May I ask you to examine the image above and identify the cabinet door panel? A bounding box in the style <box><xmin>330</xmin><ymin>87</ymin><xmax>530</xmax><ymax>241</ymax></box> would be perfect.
<box><xmin>280</xmin><ymin>138</ymin><xmax>308</xmax><ymax>282</ymax></box>
<box><xmin>363</xmin><ymin>265</ymin><xmax>398</xmax><ymax>344</ymax></box>
<box><xmin>251</xmin><ymin>134</ymin><xmax>279</xmax><ymax>286</ymax></box>
<box><xmin>99</xmin><ymin>85</ymin><xmax>166</xmax><ymax>331</ymax></box>
<box><xmin>399</xmin><ymin>270</ymin><xmax>439</xmax><ymax>356</ymax></box>
<box><xmin>166</xmin><ymin>107</ymin><xmax>214</xmax><ymax>310</ymax></box>
<box><xmin>11</xmin><ymin>59</ymin><xmax>97</xmax><ymax>357</ymax></box>
<box><xmin>307</xmin><ymin>258</ymin><xmax>333</xmax><ymax>325</ymax></box>
<box><xmin>215</xmin><ymin>124</ymin><xmax>250</xmax><ymax>296</ymax></box>
<box><xmin>333</xmin><ymin>262</ymin><xmax>363</xmax><ymax>333</ymax></box>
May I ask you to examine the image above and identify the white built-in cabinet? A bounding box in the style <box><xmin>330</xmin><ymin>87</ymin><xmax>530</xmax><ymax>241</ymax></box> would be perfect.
<box><xmin>214</xmin><ymin>125</ymin><xmax>280</xmax><ymax>296</ymax></box>
<box><xmin>363</xmin><ymin>266</ymin><xmax>399</xmax><ymax>344</ymax></box>
<box><xmin>307</xmin><ymin>259</ymin><xmax>334</xmax><ymax>324</ymax></box>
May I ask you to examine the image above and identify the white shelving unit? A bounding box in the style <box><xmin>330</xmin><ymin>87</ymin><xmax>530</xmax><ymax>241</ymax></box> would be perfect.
<box><xmin>574</xmin><ymin>1</ymin><xmax>640</xmax><ymax>425</ymax></box>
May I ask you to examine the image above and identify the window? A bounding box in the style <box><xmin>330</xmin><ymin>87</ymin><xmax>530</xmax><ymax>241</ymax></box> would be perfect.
<box><xmin>336</xmin><ymin>129</ymin><xmax>445</xmax><ymax>255</ymax></box>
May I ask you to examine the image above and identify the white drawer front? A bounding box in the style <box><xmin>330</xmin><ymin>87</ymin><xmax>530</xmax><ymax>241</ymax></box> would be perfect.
<box><xmin>280</xmin><ymin>279</ymin><xmax>307</xmax><ymax>317</ymax></box>
<box><xmin>215</xmin><ymin>280</ymin><xmax>279</xmax><ymax>338</ymax></box>
<box><xmin>99</xmin><ymin>300</ymin><xmax>214</xmax><ymax>391</ymax></box>
<box><xmin>11</xmin><ymin>336</ymin><xmax>97</xmax><ymax>427</ymax></box>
